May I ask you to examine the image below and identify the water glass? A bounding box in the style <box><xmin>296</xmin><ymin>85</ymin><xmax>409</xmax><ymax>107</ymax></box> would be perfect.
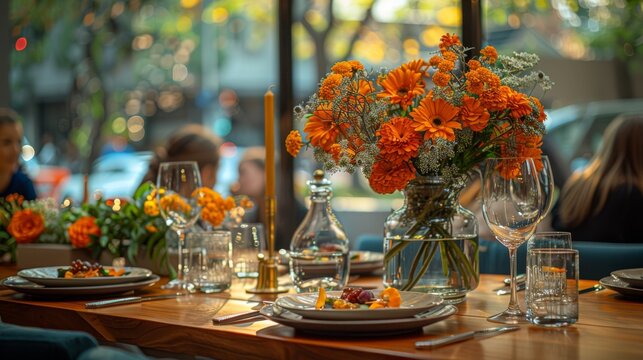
<box><xmin>526</xmin><ymin>232</ymin><xmax>572</xmax><ymax>305</ymax></box>
<box><xmin>186</xmin><ymin>231</ymin><xmax>232</xmax><ymax>293</ymax></box>
<box><xmin>526</xmin><ymin>248</ymin><xmax>579</xmax><ymax>327</ymax></box>
<box><xmin>230</xmin><ymin>223</ymin><xmax>265</xmax><ymax>278</ymax></box>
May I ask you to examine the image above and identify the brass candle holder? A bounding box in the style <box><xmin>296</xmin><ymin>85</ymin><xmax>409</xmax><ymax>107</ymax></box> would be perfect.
<box><xmin>246</xmin><ymin>196</ymin><xmax>288</xmax><ymax>294</ymax></box>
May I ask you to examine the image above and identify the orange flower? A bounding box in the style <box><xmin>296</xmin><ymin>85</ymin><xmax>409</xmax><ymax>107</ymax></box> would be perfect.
<box><xmin>480</xmin><ymin>86</ymin><xmax>510</xmax><ymax>111</ymax></box>
<box><xmin>68</xmin><ymin>216</ymin><xmax>100</xmax><ymax>248</ymax></box>
<box><xmin>439</xmin><ymin>33</ymin><xmax>461</xmax><ymax>52</ymax></box>
<box><xmin>330</xmin><ymin>60</ymin><xmax>364</xmax><ymax>77</ymax></box>
<box><xmin>368</xmin><ymin>160</ymin><xmax>416</xmax><ymax>194</ymax></box>
<box><xmin>531</xmin><ymin>97</ymin><xmax>547</xmax><ymax>122</ymax></box>
<box><xmin>432</xmin><ymin>71</ymin><xmax>451</xmax><ymax>87</ymax></box>
<box><xmin>506</xmin><ymin>89</ymin><xmax>532</xmax><ymax>119</ymax></box>
<box><xmin>429</xmin><ymin>55</ymin><xmax>442</xmax><ymax>67</ymax></box>
<box><xmin>319</xmin><ymin>73</ymin><xmax>343</xmax><ymax>100</ymax></box>
<box><xmin>5</xmin><ymin>193</ymin><xmax>24</xmax><ymax>205</ymax></box>
<box><xmin>239</xmin><ymin>197</ymin><xmax>254</xmax><ymax>209</ymax></box>
<box><xmin>160</xmin><ymin>193</ymin><xmax>192</xmax><ymax>215</ymax></box>
<box><xmin>304</xmin><ymin>103</ymin><xmax>348</xmax><ymax>152</ymax></box>
<box><xmin>467</xmin><ymin>59</ymin><xmax>481</xmax><ymax>70</ymax></box>
<box><xmin>460</xmin><ymin>96</ymin><xmax>490</xmax><ymax>132</ymax></box>
<box><xmin>480</xmin><ymin>45</ymin><xmax>498</xmax><ymax>63</ymax></box>
<box><xmin>516</xmin><ymin>133</ymin><xmax>544</xmax><ymax>171</ymax></box>
<box><xmin>144</xmin><ymin>200</ymin><xmax>160</xmax><ymax>216</ymax></box>
<box><xmin>402</xmin><ymin>59</ymin><xmax>429</xmax><ymax>78</ymax></box>
<box><xmin>376</xmin><ymin>117</ymin><xmax>422</xmax><ymax>163</ymax></box>
<box><xmin>377</xmin><ymin>67</ymin><xmax>425</xmax><ymax>110</ymax></box>
<box><xmin>410</xmin><ymin>96</ymin><xmax>462</xmax><ymax>141</ymax></box>
<box><xmin>145</xmin><ymin>224</ymin><xmax>158</xmax><ymax>233</ymax></box>
<box><xmin>442</xmin><ymin>51</ymin><xmax>458</xmax><ymax>62</ymax></box>
<box><xmin>328</xmin><ymin>136</ymin><xmax>362</xmax><ymax>163</ymax></box>
<box><xmin>438</xmin><ymin>60</ymin><xmax>454</xmax><ymax>73</ymax></box>
<box><xmin>7</xmin><ymin>209</ymin><xmax>44</xmax><ymax>244</ymax></box>
<box><xmin>496</xmin><ymin>158</ymin><xmax>522</xmax><ymax>180</ymax></box>
<box><xmin>285</xmin><ymin>130</ymin><xmax>303</xmax><ymax>157</ymax></box>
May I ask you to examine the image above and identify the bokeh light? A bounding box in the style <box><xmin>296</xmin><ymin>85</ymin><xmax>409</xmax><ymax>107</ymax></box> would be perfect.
<box><xmin>15</xmin><ymin>37</ymin><xmax>27</xmax><ymax>51</ymax></box>
<box><xmin>21</xmin><ymin>145</ymin><xmax>35</xmax><ymax>161</ymax></box>
<box><xmin>112</xmin><ymin>117</ymin><xmax>127</xmax><ymax>134</ymax></box>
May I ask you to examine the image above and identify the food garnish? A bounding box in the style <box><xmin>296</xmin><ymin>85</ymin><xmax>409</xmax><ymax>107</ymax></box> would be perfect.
<box><xmin>57</xmin><ymin>259</ymin><xmax>127</xmax><ymax>278</ymax></box>
<box><xmin>315</xmin><ymin>287</ymin><xmax>402</xmax><ymax>310</ymax></box>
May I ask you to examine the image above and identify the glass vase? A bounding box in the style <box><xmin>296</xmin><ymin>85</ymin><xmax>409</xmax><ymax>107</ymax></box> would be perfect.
<box><xmin>383</xmin><ymin>176</ymin><xmax>479</xmax><ymax>304</ymax></box>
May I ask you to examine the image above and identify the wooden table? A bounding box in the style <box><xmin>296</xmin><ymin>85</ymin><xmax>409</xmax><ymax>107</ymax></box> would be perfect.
<box><xmin>1</xmin><ymin>266</ymin><xmax>642</xmax><ymax>360</ymax></box>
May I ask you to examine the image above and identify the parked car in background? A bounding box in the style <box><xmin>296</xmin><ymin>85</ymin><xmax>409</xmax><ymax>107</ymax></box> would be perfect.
<box><xmin>545</xmin><ymin>99</ymin><xmax>643</xmax><ymax>172</ymax></box>
<box><xmin>60</xmin><ymin>152</ymin><xmax>153</xmax><ymax>204</ymax></box>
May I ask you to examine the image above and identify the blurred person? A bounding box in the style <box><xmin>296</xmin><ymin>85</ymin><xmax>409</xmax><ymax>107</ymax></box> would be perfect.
<box><xmin>552</xmin><ymin>114</ymin><xmax>643</xmax><ymax>243</ymax></box>
<box><xmin>141</xmin><ymin>124</ymin><xmax>222</xmax><ymax>189</ymax></box>
<box><xmin>0</xmin><ymin>108</ymin><xmax>37</xmax><ymax>200</ymax></box>
<box><xmin>230</xmin><ymin>147</ymin><xmax>306</xmax><ymax>250</ymax></box>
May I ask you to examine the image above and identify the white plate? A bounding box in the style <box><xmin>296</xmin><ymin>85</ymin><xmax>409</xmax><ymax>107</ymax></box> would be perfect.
<box><xmin>17</xmin><ymin>266</ymin><xmax>153</xmax><ymax>287</ymax></box>
<box><xmin>260</xmin><ymin>304</ymin><xmax>456</xmax><ymax>336</ymax></box>
<box><xmin>274</xmin><ymin>291</ymin><xmax>443</xmax><ymax>320</ymax></box>
<box><xmin>599</xmin><ymin>276</ymin><xmax>643</xmax><ymax>298</ymax></box>
<box><xmin>0</xmin><ymin>275</ymin><xmax>160</xmax><ymax>296</ymax></box>
<box><xmin>611</xmin><ymin>269</ymin><xmax>643</xmax><ymax>289</ymax></box>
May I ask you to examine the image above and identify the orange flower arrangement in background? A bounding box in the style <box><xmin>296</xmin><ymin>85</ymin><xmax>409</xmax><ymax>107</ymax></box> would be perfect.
<box><xmin>194</xmin><ymin>187</ymin><xmax>253</xmax><ymax>228</ymax></box>
<box><xmin>287</xmin><ymin>32</ymin><xmax>552</xmax><ymax>193</ymax></box>
<box><xmin>7</xmin><ymin>209</ymin><xmax>44</xmax><ymax>244</ymax></box>
<box><xmin>68</xmin><ymin>216</ymin><xmax>101</xmax><ymax>248</ymax></box>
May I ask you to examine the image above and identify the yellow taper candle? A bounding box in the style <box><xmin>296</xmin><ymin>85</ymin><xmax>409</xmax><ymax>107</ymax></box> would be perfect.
<box><xmin>264</xmin><ymin>86</ymin><xmax>275</xmax><ymax>197</ymax></box>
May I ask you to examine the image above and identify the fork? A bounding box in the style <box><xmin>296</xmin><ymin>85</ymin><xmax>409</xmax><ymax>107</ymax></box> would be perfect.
<box><xmin>579</xmin><ymin>284</ymin><xmax>604</xmax><ymax>294</ymax></box>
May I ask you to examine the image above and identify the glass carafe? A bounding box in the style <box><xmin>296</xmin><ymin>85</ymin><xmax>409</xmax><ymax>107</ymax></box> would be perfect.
<box><xmin>289</xmin><ymin>170</ymin><xmax>350</xmax><ymax>293</ymax></box>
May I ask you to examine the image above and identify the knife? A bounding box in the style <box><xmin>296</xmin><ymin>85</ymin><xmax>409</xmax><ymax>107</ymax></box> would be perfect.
<box><xmin>85</xmin><ymin>294</ymin><xmax>186</xmax><ymax>308</ymax></box>
<box><xmin>503</xmin><ymin>274</ymin><xmax>526</xmax><ymax>285</ymax></box>
<box><xmin>415</xmin><ymin>325</ymin><xmax>520</xmax><ymax>349</ymax></box>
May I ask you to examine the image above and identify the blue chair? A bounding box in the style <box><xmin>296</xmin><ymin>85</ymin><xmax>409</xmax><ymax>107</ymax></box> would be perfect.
<box><xmin>354</xmin><ymin>233</ymin><xmax>383</xmax><ymax>253</ymax></box>
<box><xmin>0</xmin><ymin>322</ymin><xmax>98</xmax><ymax>360</ymax></box>
<box><xmin>479</xmin><ymin>240</ymin><xmax>643</xmax><ymax>280</ymax></box>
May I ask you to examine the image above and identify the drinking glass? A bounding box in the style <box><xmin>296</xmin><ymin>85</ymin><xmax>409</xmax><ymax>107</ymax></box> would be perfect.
<box><xmin>186</xmin><ymin>231</ymin><xmax>232</xmax><ymax>293</ymax></box>
<box><xmin>230</xmin><ymin>223</ymin><xmax>265</xmax><ymax>278</ymax></box>
<box><xmin>526</xmin><ymin>248</ymin><xmax>579</xmax><ymax>327</ymax></box>
<box><xmin>157</xmin><ymin>161</ymin><xmax>202</xmax><ymax>292</ymax></box>
<box><xmin>526</xmin><ymin>232</ymin><xmax>572</xmax><ymax>308</ymax></box>
<box><xmin>482</xmin><ymin>157</ymin><xmax>542</xmax><ymax>324</ymax></box>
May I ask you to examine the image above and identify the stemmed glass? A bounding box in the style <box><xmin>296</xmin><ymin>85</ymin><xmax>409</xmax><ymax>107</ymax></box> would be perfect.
<box><xmin>536</xmin><ymin>155</ymin><xmax>555</xmax><ymax>223</ymax></box>
<box><xmin>482</xmin><ymin>157</ymin><xmax>542</xmax><ymax>324</ymax></box>
<box><xmin>157</xmin><ymin>161</ymin><xmax>202</xmax><ymax>292</ymax></box>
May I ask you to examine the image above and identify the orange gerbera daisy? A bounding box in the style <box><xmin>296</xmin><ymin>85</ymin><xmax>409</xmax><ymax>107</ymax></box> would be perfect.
<box><xmin>506</xmin><ymin>89</ymin><xmax>532</xmax><ymax>119</ymax></box>
<box><xmin>368</xmin><ymin>160</ymin><xmax>416</xmax><ymax>194</ymax></box>
<box><xmin>304</xmin><ymin>103</ymin><xmax>348</xmax><ymax>152</ymax></box>
<box><xmin>285</xmin><ymin>130</ymin><xmax>303</xmax><ymax>157</ymax></box>
<box><xmin>480</xmin><ymin>45</ymin><xmax>498</xmax><ymax>63</ymax></box>
<box><xmin>410</xmin><ymin>96</ymin><xmax>461</xmax><ymax>141</ymax></box>
<box><xmin>319</xmin><ymin>73</ymin><xmax>343</xmax><ymax>100</ymax></box>
<box><xmin>377</xmin><ymin>67</ymin><xmax>424</xmax><ymax>110</ymax></box>
<box><xmin>402</xmin><ymin>59</ymin><xmax>429</xmax><ymax>78</ymax></box>
<box><xmin>460</xmin><ymin>96</ymin><xmax>490</xmax><ymax>132</ymax></box>
<box><xmin>376</xmin><ymin>117</ymin><xmax>422</xmax><ymax>163</ymax></box>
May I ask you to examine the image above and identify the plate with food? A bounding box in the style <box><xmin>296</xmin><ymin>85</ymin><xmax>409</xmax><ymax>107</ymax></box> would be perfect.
<box><xmin>260</xmin><ymin>303</ymin><xmax>456</xmax><ymax>336</ymax></box>
<box><xmin>0</xmin><ymin>275</ymin><xmax>160</xmax><ymax>296</ymax></box>
<box><xmin>274</xmin><ymin>287</ymin><xmax>443</xmax><ymax>320</ymax></box>
<box><xmin>17</xmin><ymin>260</ymin><xmax>153</xmax><ymax>287</ymax></box>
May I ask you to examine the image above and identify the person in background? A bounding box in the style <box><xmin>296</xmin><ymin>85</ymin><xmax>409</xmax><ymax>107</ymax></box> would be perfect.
<box><xmin>140</xmin><ymin>124</ymin><xmax>222</xmax><ymax>189</ymax></box>
<box><xmin>552</xmin><ymin>113</ymin><xmax>643</xmax><ymax>243</ymax></box>
<box><xmin>0</xmin><ymin>108</ymin><xmax>37</xmax><ymax>200</ymax></box>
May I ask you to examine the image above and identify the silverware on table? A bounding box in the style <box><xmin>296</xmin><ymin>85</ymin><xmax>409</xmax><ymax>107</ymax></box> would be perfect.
<box><xmin>415</xmin><ymin>325</ymin><xmax>520</xmax><ymax>349</ymax></box>
<box><xmin>495</xmin><ymin>282</ymin><xmax>526</xmax><ymax>295</ymax></box>
<box><xmin>503</xmin><ymin>274</ymin><xmax>526</xmax><ymax>285</ymax></box>
<box><xmin>85</xmin><ymin>293</ymin><xmax>185</xmax><ymax>308</ymax></box>
<box><xmin>579</xmin><ymin>284</ymin><xmax>605</xmax><ymax>294</ymax></box>
<box><xmin>212</xmin><ymin>310</ymin><xmax>262</xmax><ymax>325</ymax></box>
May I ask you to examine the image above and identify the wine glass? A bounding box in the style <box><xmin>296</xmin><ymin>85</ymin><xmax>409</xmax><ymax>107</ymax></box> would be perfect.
<box><xmin>537</xmin><ymin>155</ymin><xmax>555</xmax><ymax>223</ymax></box>
<box><xmin>157</xmin><ymin>161</ymin><xmax>202</xmax><ymax>292</ymax></box>
<box><xmin>482</xmin><ymin>157</ymin><xmax>542</xmax><ymax>324</ymax></box>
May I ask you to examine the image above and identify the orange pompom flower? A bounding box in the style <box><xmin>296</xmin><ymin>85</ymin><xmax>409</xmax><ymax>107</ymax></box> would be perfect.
<box><xmin>410</xmin><ymin>96</ymin><xmax>462</xmax><ymax>141</ymax></box>
<box><xmin>285</xmin><ymin>130</ymin><xmax>303</xmax><ymax>157</ymax></box>
<box><xmin>480</xmin><ymin>45</ymin><xmax>498</xmax><ymax>63</ymax></box>
<box><xmin>68</xmin><ymin>216</ymin><xmax>101</xmax><ymax>248</ymax></box>
<box><xmin>144</xmin><ymin>199</ymin><xmax>160</xmax><ymax>216</ymax></box>
<box><xmin>439</xmin><ymin>33</ymin><xmax>461</xmax><ymax>52</ymax></box>
<box><xmin>460</xmin><ymin>96</ymin><xmax>490</xmax><ymax>132</ymax></box>
<box><xmin>429</xmin><ymin>55</ymin><xmax>442</xmax><ymax>67</ymax></box>
<box><xmin>368</xmin><ymin>160</ymin><xmax>416</xmax><ymax>194</ymax></box>
<box><xmin>7</xmin><ymin>209</ymin><xmax>44</xmax><ymax>244</ymax></box>
<box><xmin>377</xmin><ymin>67</ymin><xmax>425</xmax><ymax>111</ymax></box>
<box><xmin>432</xmin><ymin>71</ymin><xmax>451</xmax><ymax>87</ymax></box>
<box><xmin>531</xmin><ymin>97</ymin><xmax>547</xmax><ymax>122</ymax></box>
<box><xmin>506</xmin><ymin>89</ymin><xmax>533</xmax><ymax>119</ymax></box>
<box><xmin>319</xmin><ymin>73</ymin><xmax>343</xmax><ymax>100</ymax></box>
<box><xmin>480</xmin><ymin>86</ymin><xmax>510</xmax><ymax>112</ymax></box>
<box><xmin>376</xmin><ymin>117</ymin><xmax>422</xmax><ymax>164</ymax></box>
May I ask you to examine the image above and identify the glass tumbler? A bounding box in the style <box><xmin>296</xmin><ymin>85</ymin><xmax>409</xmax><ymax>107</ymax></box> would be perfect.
<box><xmin>186</xmin><ymin>230</ymin><xmax>233</xmax><ymax>293</ymax></box>
<box><xmin>526</xmin><ymin>232</ymin><xmax>572</xmax><ymax>306</ymax></box>
<box><xmin>526</xmin><ymin>248</ymin><xmax>579</xmax><ymax>327</ymax></box>
<box><xmin>230</xmin><ymin>223</ymin><xmax>265</xmax><ymax>278</ymax></box>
